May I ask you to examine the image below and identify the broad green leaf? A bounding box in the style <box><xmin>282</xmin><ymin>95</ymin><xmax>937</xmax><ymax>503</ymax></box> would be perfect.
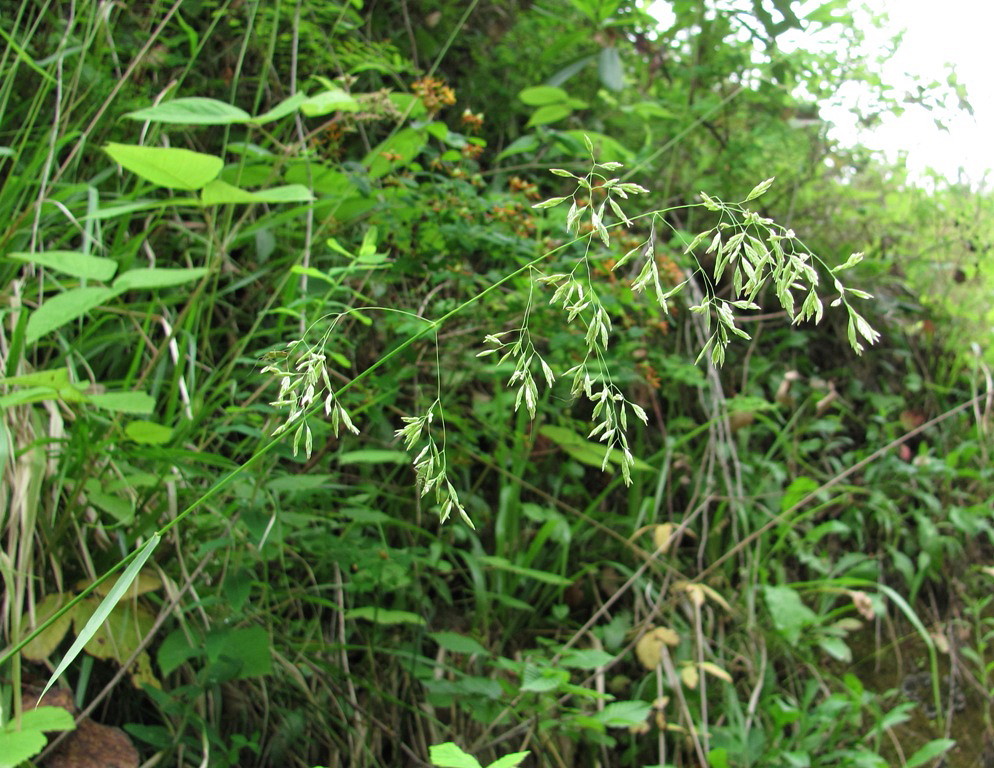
<box><xmin>520</xmin><ymin>664</ymin><xmax>568</xmax><ymax>692</ymax></box>
<box><xmin>488</xmin><ymin>751</ymin><xmax>531</xmax><ymax>768</ymax></box>
<box><xmin>125</xmin><ymin>420</ymin><xmax>173</xmax><ymax>445</ymax></box>
<box><xmin>157</xmin><ymin>629</ymin><xmax>203</xmax><ymax>678</ymax></box>
<box><xmin>105</xmin><ymin>143</ymin><xmax>223</xmax><ymax>190</ymax></box>
<box><xmin>526</xmin><ymin>103</ymin><xmax>573</xmax><ymax>127</ymax></box>
<box><xmin>200</xmin><ymin>180</ymin><xmax>314</xmax><ymax>205</ymax></box>
<box><xmin>87</xmin><ymin>392</ymin><xmax>155</xmax><ymax>414</ymax></box>
<box><xmin>124</xmin><ymin>97</ymin><xmax>251</xmax><ymax>125</ymax></box>
<box><xmin>560</xmin><ymin>648</ymin><xmax>614</xmax><ymax>669</ymax></box>
<box><xmin>85</xmin><ymin>486</ymin><xmax>134</xmax><ymax>524</ymax></box>
<box><xmin>205</xmin><ymin>626</ymin><xmax>272</xmax><ymax>679</ymax></box>
<box><xmin>478</xmin><ymin>555</ymin><xmax>571</xmax><ymax>586</ymax></box>
<box><xmin>7</xmin><ymin>250</ymin><xmax>117</xmax><ymax>281</ymax></box>
<box><xmin>763</xmin><ymin>585</ymin><xmax>816</xmax><ymax>646</ymax></box>
<box><xmin>905</xmin><ymin>739</ymin><xmax>955</xmax><ymax>768</ymax></box>
<box><xmin>113</xmin><ymin>267</ymin><xmax>208</xmax><ymax>291</ymax></box>
<box><xmin>345</xmin><ymin>607</ymin><xmax>427</xmax><ymax>625</ymax></box>
<box><xmin>0</xmin><ymin>368</ymin><xmax>72</xmax><ymax>389</ymax></box>
<box><xmin>429</xmin><ymin>632</ymin><xmax>490</xmax><ymax>656</ymax></box>
<box><xmin>708</xmin><ymin>748</ymin><xmax>731</xmax><ymax>768</ymax></box>
<box><xmin>250</xmin><ymin>92</ymin><xmax>310</xmax><ymax>123</ymax></box>
<box><xmin>26</xmin><ymin>287</ymin><xmax>114</xmax><ymax>343</ymax></box>
<box><xmin>364</xmin><ymin>127</ymin><xmax>427</xmax><ymax>179</ymax></box>
<box><xmin>429</xmin><ymin>742</ymin><xmax>483</xmax><ymax>768</ymax></box>
<box><xmin>781</xmin><ymin>476</ymin><xmax>819</xmax><ymax>513</ymax></box>
<box><xmin>598</xmin><ymin>46</ymin><xmax>624</xmax><ymax>91</ymax></box>
<box><xmin>594</xmin><ymin>700</ymin><xmax>652</xmax><ymax>728</ymax></box>
<box><xmin>518</xmin><ymin>85</ymin><xmax>569</xmax><ymax>106</ymax></box>
<box><xmin>299</xmin><ymin>88</ymin><xmax>359</xmax><ymax>116</ymax></box>
<box><xmin>817</xmin><ymin>636</ymin><xmax>852</xmax><ymax>662</ymax></box>
<box><xmin>0</xmin><ymin>728</ymin><xmax>47</xmax><ymax>768</ymax></box>
<box><xmin>496</xmin><ymin>134</ymin><xmax>539</xmax><ymax>161</ymax></box>
<box><xmin>43</xmin><ymin>533</ymin><xmax>160</xmax><ymax>698</ymax></box>
<box><xmin>17</xmin><ymin>707</ymin><xmax>75</xmax><ymax>733</ymax></box>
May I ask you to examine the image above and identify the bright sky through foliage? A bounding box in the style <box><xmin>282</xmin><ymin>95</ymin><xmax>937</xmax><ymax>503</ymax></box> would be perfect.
<box><xmin>649</xmin><ymin>0</ymin><xmax>993</xmax><ymax>187</ymax></box>
<box><xmin>821</xmin><ymin>0</ymin><xmax>994</xmax><ymax>187</ymax></box>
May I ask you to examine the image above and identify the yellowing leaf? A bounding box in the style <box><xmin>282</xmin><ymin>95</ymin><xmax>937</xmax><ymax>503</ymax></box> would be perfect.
<box><xmin>73</xmin><ymin>598</ymin><xmax>156</xmax><ymax>666</ymax></box>
<box><xmin>83</xmin><ymin>570</ymin><xmax>163</xmax><ymax>598</ymax></box>
<box><xmin>21</xmin><ymin>593</ymin><xmax>74</xmax><ymax>662</ymax></box>
<box><xmin>652</xmin><ymin>523</ymin><xmax>674</xmax><ymax>553</ymax></box>
<box><xmin>635</xmin><ymin>626</ymin><xmax>680</xmax><ymax>670</ymax></box>
<box><xmin>699</xmin><ymin>661</ymin><xmax>732</xmax><ymax>683</ymax></box>
<box><xmin>684</xmin><ymin>583</ymin><xmax>705</xmax><ymax>608</ymax></box>
<box><xmin>680</xmin><ymin>664</ymin><xmax>699</xmax><ymax>689</ymax></box>
<box><xmin>130</xmin><ymin>650</ymin><xmax>161</xmax><ymax>690</ymax></box>
<box><xmin>699</xmin><ymin>584</ymin><xmax>731</xmax><ymax>612</ymax></box>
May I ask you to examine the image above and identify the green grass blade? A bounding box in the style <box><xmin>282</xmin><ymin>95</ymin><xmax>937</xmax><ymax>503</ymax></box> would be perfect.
<box><xmin>40</xmin><ymin>534</ymin><xmax>160</xmax><ymax>699</ymax></box>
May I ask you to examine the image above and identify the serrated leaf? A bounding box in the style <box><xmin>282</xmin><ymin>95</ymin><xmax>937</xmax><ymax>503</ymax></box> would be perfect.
<box><xmin>520</xmin><ymin>664</ymin><xmax>568</xmax><ymax>692</ymax></box>
<box><xmin>0</xmin><ymin>728</ymin><xmax>47</xmax><ymax>767</ymax></box>
<box><xmin>763</xmin><ymin>585</ymin><xmax>816</xmax><ymax>646</ymax></box>
<box><xmin>429</xmin><ymin>742</ymin><xmax>483</xmax><ymax>768</ymax></box>
<box><xmin>487</xmin><ymin>750</ymin><xmax>531</xmax><ymax>768</ymax></box>
<box><xmin>595</xmin><ymin>700</ymin><xmax>651</xmax><ymax>728</ymax></box>
<box><xmin>17</xmin><ymin>706</ymin><xmax>75</xmax><ymax>733</ymax></box>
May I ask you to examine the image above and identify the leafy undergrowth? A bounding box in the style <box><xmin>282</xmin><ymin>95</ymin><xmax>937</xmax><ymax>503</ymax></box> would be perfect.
<box><xmin>1</xmin><ymin>2</ymin><xmax>993</xmax><ymax>768</ymax></box>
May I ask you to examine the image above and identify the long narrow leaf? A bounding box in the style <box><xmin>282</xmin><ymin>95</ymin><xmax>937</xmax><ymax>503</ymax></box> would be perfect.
<box><xmin>41</xmin><ymin>534</ymin><xmax>160</xmax><ymax>699</ymax></box>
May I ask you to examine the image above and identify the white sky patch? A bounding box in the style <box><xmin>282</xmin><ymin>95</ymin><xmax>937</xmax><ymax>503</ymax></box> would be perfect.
<box><xmin>647</xmin><ymin>0</ymin><xmax>994</xmax><ymax>187</ymax></box>
<box><xmin>820</xmin><ymin>0</ymin><xmax>994</xmax><ymax>187</ymax></box>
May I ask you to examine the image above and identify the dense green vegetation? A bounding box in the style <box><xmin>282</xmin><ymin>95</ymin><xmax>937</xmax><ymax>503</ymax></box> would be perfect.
<box><xmin>1</xmin><ymin>1</ymin><xmax>993</xmax><ymax>767</ymax></box>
